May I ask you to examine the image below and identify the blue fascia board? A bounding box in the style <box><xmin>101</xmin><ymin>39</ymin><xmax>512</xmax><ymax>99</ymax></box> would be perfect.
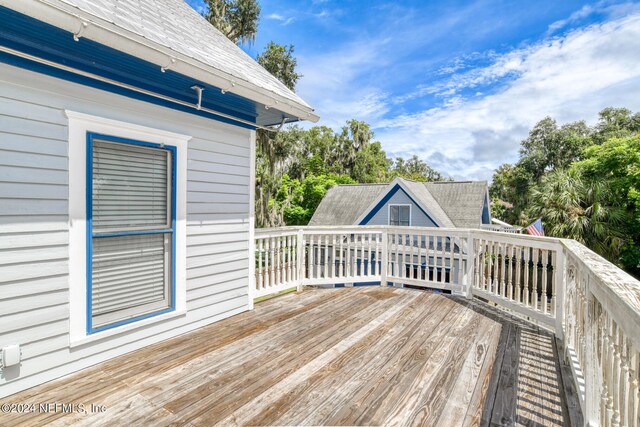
<box><xmin>0</xmin><ymin>6</ymin><xmax>298</xmax><ymax>128</ymax></box>
<box><xmin>358</xmin><ymin>184</ymin><xmax>440</xmax><ymax>226</ymax></box>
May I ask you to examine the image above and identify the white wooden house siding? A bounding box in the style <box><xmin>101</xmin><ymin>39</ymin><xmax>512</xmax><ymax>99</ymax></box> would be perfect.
<box><xmin>363</xmin><ymin>188</ymin><xmax>438</xmax><ymax>227</ymax></box>
<box><xmin>0</xmin><ymin>63</ymin><xmax>253</xmax><ymax>397</ymax></box>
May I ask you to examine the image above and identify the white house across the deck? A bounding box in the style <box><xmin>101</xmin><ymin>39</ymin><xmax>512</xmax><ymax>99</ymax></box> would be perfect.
<box><xmin>0</xmin><ymin>0</ymin><xmax>317</xmax><ymax>398</ymax></box>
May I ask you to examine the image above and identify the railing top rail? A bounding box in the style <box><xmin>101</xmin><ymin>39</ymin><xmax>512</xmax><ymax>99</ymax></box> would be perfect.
<box><xmin>256</xmin><ymin>225</ymin><xmax>564</xmax><ymax>248</ymax></box>
<box><xmin>255</xmin><ymin>227</ymin><xmax>302</xmax><ymax>238</ymax></box>
<box><xmin>563</xmin><ymin>239</ymin><xmax>640</xmax><ymax>346</ymax></box>
<box><xmin>472</xmin><ymin>229</ymin><xmax>563</xmax><ymax>251</ymax></box>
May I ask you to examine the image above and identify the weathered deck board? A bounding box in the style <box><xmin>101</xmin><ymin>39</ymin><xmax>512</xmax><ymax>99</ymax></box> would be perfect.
<box><xmin>0</xmin><ymin>287</ymin><xmax>579</xmax><ymax>426</ymax></box>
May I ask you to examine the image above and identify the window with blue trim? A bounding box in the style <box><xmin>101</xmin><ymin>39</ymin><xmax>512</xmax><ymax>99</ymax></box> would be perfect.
<box><xmin>87</xmin><ymin>133</ymin><xmax>176</xmax><ymax>333</ymax></box>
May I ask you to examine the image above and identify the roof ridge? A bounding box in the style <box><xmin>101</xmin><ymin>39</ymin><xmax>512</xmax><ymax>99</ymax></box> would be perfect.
<box><xmin>426</xmin><ymin>180</ymin><xmax>485</xmax><ymax>184</ymax></box>
<box><xmin>332</xmin><ymin>183</ymin><xmax>389</xmax><ymax>187</ymax></box>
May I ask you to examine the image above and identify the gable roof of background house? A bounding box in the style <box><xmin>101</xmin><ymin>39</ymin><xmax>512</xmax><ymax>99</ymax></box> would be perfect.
<box><xmin>309</xmin><ymin>178</ymin><xmax>490</xmax><ymax>228</ymax></box>
<box><xmin>1</xmin><ymin>0</ymin><xmax>318</xmax><ymax>125</ymax></box>
<box><xmin>425</xmin><ymin>181</ymin><xmax>489</xmax><ymax>228</ymax></box>
<box><xmin>400</xmin><ymin>179</ymin><xmax>455</xmax><ymax>227</ymax></box>
<box><xmin>309</xmin><ymin>184</ymin><xmax>388</xmax><ymax>226</ymax></box>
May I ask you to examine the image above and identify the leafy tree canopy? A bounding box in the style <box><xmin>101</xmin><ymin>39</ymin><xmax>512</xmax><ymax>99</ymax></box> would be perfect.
<box><xmin>204</xmin><ymin>0</ymin><xmax>261</xmax><ymax>45</ymax></box>
<box><xmin>490</xmin><ymin>107</ymin><xmax>640</xmax><ymax>276</ymax></box>
<box><xmin>257</xmin><ymin>42</ymin><xmax>301</xmax><ymax>91</ymax></box>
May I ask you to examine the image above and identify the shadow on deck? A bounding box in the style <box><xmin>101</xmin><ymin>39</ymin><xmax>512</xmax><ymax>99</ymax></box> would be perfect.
<box><xmin>0</xmin><ymin>287</ymin><xmax>582</xmax><ymax>426</ymax></box>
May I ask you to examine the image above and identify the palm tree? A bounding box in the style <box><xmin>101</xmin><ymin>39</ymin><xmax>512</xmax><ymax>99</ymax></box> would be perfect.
<box><xmin>204</xmin><ymin>0</ymin><xmax>260</xmax><ymax>45</ymax></box>
<box><xmin>528</xmin><ymin>169</ymin><xmax>626</xmax><ymax>262</ymax></box>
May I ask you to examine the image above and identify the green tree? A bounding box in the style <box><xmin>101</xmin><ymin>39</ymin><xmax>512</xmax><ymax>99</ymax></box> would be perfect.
<box><xmin>593</xmin><ymin>107</ymin><xmax>640</xmax><ymax>144</ymax></box>
<box><xmin>257</xmin><ymin>43</ymin><xmax>301</xmax><ymax>91</ymax></box>
<box><xmin>336</xmin><ymin>120</ymin><xmax>375</xmax><ymax>177</ymax></box>
<box><xmin>577</xmin><ymin>135</ymin><xmax>640</xmax><ymax>275</ymax></box>
<box><xmin>528</xmin><ymin>169</ymin><xmax>625</xmax><ymax>262</ymax></box>
<box><xmin>204</xmin><ymin>0</ymin><xmax>261</xmax><ymax>45</ymax></box>
<box><xmin>391</xmin><ymin>155</ymin><xmax>447</xmax><ymax>182</ymax></box>
<box><xmin>518</xmin><ymin>117</ymin><xmax>592</xmax><ymax>182</ymax></box>
<box><xmin>274</xmin><ymin>173</ymin><xmax>355</xmax><ymax>225</ymax></box>
<box><xmin>352</xmin><ymin>142</ymin><xmax>392</xmax><ymax>183</ymax></box>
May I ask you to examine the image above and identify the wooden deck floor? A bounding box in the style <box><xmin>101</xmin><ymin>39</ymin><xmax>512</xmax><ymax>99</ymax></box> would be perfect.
<box><xmin>1</xmin><ymin>287</ymin><xmax>579</xmax><ymax>426</ymax></box>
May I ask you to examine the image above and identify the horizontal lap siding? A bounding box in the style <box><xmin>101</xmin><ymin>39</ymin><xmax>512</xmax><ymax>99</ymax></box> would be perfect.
<box><xmin>0</xmin><ymin>63</ymin><xmax>252</xmax><ymax>398</ymax></box>
<box><xmin>0</xmin><ymin>89</ymin><xmax>71</xmax><ymax>395</ymax></box>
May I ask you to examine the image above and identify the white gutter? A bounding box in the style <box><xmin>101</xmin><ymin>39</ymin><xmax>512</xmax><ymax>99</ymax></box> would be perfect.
<box><xmin>0</xmin><ymin>0</ymin><xmax>320</xmax><ymax>123</ymax></box>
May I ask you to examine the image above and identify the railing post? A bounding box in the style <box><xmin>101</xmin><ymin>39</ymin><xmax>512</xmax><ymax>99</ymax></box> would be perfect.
<box><xmin>465</xmin><ymin>231</ymin><xmax>475</xmax><ymax>299</ymax></box>
<box><xmin>296</xmin><ymin>227</ymin><xmax>304</xmax><ymax>292</ymax></box>
<box><xmin>381</xmin><ymin>228</ymin><xmax>388</xmax><ymax>286</ymax></box>
<box><xmin>248</xmin><ymin>230</ymin><xmax>256</xmax><ymax>311</ymax></box>
<box><xmin>554</xmin><ymin>245</ymin><xmax>565</xmax><ymax>340</ymax></box>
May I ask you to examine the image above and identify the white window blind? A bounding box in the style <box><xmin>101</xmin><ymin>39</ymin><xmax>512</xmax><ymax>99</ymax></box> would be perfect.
<box><xmin>92</xmin><ymin>141</ymin><xmax>169</xmax><ymax>231</ymax></box>
<box><xmin>90</xmin><ymin>138</ymin><xmax>173</xmax><ymax>330</ymax></box>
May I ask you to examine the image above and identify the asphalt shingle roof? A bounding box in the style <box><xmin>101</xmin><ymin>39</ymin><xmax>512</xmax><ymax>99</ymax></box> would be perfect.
<box><xmin>425</xmin><ymin>181</ymin><xmax>489</xmax><ymax>228</ymax></box>
<box><xmin>308</xmin><ymin>184</ymin><xmax>387</xmax><ymax>226</ymax></box>
<box><xmin>309</xmin><ymin>178</ymin><xmax>489</xmax><ymax>228</ymax></box>
<box><xmin>50</xmin><ymin>0</ymin><xmax>311</xmax><ymax>109</ymax></box>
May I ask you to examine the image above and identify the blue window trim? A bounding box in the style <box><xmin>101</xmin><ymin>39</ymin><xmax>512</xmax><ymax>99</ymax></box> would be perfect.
<box><xmin>86</xmin><ymin>132</ymin><xmax>177</xmax><ymax>334</ymax></box>
<box><xmin>358</xmin><ymin>184</ymin><xmax>439</xmax><ymax>226</ymax></box>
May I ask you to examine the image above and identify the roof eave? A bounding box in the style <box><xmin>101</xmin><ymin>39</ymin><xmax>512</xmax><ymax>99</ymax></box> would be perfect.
<box><xmin>3</xmin><ymin>0</ymin><xmax>320</xmax><ymax>124</ymax></box>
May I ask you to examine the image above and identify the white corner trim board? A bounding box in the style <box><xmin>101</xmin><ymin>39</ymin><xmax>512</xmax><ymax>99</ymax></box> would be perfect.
<box><xmin>66</xmin><ymin>110</ymin><xmax>191</xmax><ymax>347</ymax></box>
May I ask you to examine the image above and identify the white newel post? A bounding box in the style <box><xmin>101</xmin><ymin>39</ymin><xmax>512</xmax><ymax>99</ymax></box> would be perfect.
<box><xmin>465</xmin><ymin>232</ymin><xmax>475</xmax><ymax>299</ymax></box>
<box><xmin>296</xmin><ymin>228</ymin><xmax>305</xmax><ymax>292</ymax></box>
<box><xmin>381</xmin><ymin>229</ymin><xmax>388</xmax><ymax>287</ymax></box>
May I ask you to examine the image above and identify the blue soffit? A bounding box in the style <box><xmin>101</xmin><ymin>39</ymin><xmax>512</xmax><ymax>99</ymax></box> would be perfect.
<box><xmin>0</xmin><ymin>6</ymin><xmax>299</xmax><ymax>129</ymax></box>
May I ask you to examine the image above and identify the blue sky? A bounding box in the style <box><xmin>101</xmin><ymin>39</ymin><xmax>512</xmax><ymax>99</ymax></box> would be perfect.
<box><xmin>186</xmin><ymin>0</ymin><xmax>640</xmax><ymax>180</ymax></box>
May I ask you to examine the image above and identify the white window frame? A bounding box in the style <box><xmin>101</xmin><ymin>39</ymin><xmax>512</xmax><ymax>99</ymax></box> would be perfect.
<box><xmin>388</xmin><ymin>204</ymin><xmax>412</xmax><ymax>226</ymax></box>
<box><xmin>67</xmin><ymin>111</ymin><xmax>190</xmax><ymax>347</ymax></box>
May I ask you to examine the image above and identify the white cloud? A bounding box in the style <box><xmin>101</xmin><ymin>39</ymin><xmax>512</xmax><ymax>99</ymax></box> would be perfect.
<box><xmin>547</xmin><ymin>1</ymin><xmax>640</xmax><ymax>34</ymax></box>
<box><xmin>297</xmin><ymin>38</ymin><xmax>394</xmax><ymax>128</ymax></box>
<box><xmin>265</xmin><ymin>13</ymin><xmax>295</xmax><ymax>25</ymax></box>
<box><xmin>547</xmin><ymin>4</ymin><xmax>595</xmax><ymax>33</ymax></box>
<box><xmin>376</xmin><ymin>13</ymin><xmax>640</xmax><ymax>180</ymax></box>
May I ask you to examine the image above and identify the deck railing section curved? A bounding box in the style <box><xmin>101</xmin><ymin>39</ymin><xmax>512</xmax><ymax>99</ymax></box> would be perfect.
<box><xmin>562</xmin><ymin>240</ymin><xmax>640</xmax><ymax>426</ymax></box>
<box><xmin>254</xmin><ymin>225</ymin><xmax>640</xmax><ymax>426</ymax></box>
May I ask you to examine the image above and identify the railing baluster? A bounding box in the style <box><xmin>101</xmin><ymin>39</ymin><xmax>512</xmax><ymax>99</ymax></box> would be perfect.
<box><xmin>541</xmin><ymin>249</ymin><xmax>548</xmax><ymax>314</ymax></box>
<box><xmin>350</xmin><ymin>233</ymin><xmax>355</xmax><ymax>278</ymax></box>
<box><xmin>323</xmin><ymin>234</ymin><xmax>328</xmax><ymax>279</ymax></box>
<box><xmin>266</xmin><ymin>237</ymin><xmax>274</xmax><ymax>288</ymax></box>
<box><xmin>507</xmin><ymin>244</ymin><xmax>513</xmax><ymax>300</ymax></box>
<box><xmin>404</xmin><ymin>233</ymin><xmax>409</xmax><ymax>280</ymax></box>
<box><xmin>276</xmin><ymin>236</ymin><xmax>281</xmax><ymax>286</ymax></box>
<box><xmin>308</xmin><ymin>234</ymin><xmax>314</xmax><ymax>280</ymax></box>
<box><xmin>329</xmin><ymin>234</ymin><xmax>334</xmax><ymax>279</ymax></box>
<box><xmin>550</xmin><ymin>251</ymin><xmax>557</xmax><ymax>316</ymax></box>
<box><xmin>365</xmin><ymin>233</ymin><xmax>370</xmax><ymax>277</ymax></box>
<box><xmin>524</xmin><ymin>247</ymin><xmax>530</xmax><ymax>307</ymax></box>
<box><xmin>440</xmin><ymin>235</ymin><xmax>446</xmax><ymax>284</ymax></box>
<box><xmin>257</xmin><ymin>238</ymin><xmax>263</xmax><ymax>290</ymax></box>
<box><xmin>499</xmin><ymin>242</ymin><xmax>504</xmax><ymax>295</ymax></box>
<box><xmin>473</xmin><ymin>237</ymin><xmax>479</xmax><ymax>291</ymax></box>
<box><xmin>531</xmin><ymin>248</ymin><xmax>540</xmax><ymax>310</ymax></box>
<box><xmin>449</xmin><ymin>234</ymin><xmax>455</xmax><ymax>285</ymax></box>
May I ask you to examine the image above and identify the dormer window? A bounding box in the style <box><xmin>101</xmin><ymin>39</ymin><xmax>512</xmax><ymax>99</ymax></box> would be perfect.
<box><xmin>389</xmin><ymin>205</ymin><xmax>411</xmax><ymax>226</ymax></box>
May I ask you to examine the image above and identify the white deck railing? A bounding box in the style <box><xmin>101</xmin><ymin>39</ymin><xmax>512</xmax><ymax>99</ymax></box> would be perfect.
<box><xmin>254</xmin><ymin>225</ymin><xmax>640</xmax><ymax>426</ymax></box>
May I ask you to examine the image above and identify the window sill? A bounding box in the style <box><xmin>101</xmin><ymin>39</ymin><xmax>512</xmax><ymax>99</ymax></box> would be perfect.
<box><xmin>69</xmin><ymin>308</ymin><xmax>187</xmax><ymax>348</ymax></box>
